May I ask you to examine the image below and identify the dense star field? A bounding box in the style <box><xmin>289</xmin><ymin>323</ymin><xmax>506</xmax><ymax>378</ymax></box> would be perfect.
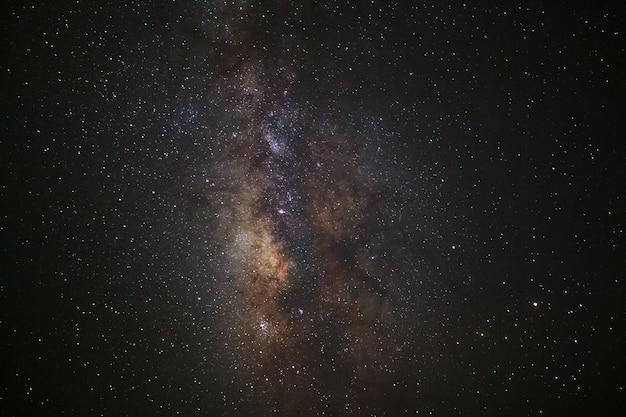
<box><xmin>1</xmin><ymin>1</ymin><xmax>625</xmax><ymax>416</ymax></box>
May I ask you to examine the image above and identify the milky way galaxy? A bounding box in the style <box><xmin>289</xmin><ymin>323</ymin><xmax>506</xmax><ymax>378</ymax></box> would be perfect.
<box><xmin>205</xmin><ymin>49</ymin><xmax>416</xmax><ymax>414</ymax></box>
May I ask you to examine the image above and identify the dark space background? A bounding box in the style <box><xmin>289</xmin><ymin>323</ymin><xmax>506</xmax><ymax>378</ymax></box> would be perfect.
<box><xmin>1</xmin><ymin>1</ymin><xmax>624</xmax><ymax>416</ymax></box>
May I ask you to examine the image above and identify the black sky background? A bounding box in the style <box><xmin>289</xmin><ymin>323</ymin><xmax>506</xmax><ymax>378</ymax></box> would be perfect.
<box><xmin>1</xmin><ymin>1</ymin><xmax>625</xmax><ymax>416</ymax></box>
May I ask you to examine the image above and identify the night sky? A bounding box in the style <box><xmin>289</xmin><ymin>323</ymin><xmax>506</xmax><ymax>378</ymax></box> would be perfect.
<box><xmin>1</xmin><ymin>1</ymin><xmax>625</xmax><ymax>416</ymax></box>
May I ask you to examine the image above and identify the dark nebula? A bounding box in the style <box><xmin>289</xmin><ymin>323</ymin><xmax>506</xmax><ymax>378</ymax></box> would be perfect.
<box><xmin>1</xmin><ymin>1</ymin><xmax>625</xmax><ymax>416</ymax></box>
